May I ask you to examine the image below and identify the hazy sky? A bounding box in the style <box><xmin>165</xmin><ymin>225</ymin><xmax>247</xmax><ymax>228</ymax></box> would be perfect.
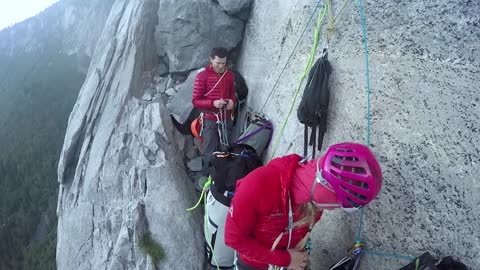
<box><xmin>0</xmin><ymin>0</ymin><xmax>59</xmax><ymax>31</ymax></box>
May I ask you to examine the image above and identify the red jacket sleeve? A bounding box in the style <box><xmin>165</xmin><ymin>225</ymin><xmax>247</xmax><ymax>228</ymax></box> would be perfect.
<box><xmin>192</xmin><ymin>71</ymin><xmax>215</xmax><ymax>110</ymax></box>
<box><xmin>224</xmin><ymin>168</ymin><xmax>291</xmax><ymax>267</ymax></box>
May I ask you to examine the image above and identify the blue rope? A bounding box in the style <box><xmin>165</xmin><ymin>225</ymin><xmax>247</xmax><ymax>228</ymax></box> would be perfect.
<box><xmin>356</xmin><ymin>207</ymin><xmax>364</xmax><ymax>242</ymax></box>
<box><xmin>260</xmin><ymin>0</ymin><xmax>323</xmax><ymax>113</ymax></box>
<box><xmin>359</xmin><ymin>0</ymin><xmax>371</xmax><ymax>147</ymax></box>
<box><xmin>355</xmin><ymin>1</ymin><xmax>416</xmax><ymax>264</ymax></box>
<box><xmin>363</xmin><ymin>250</ymin><xmax>416</xmax><ymax>262</ymax></box>
<box><xmin>356</xmin><ymin>0</ymin><xmax>371</xmax><ymax>244</ymax></box>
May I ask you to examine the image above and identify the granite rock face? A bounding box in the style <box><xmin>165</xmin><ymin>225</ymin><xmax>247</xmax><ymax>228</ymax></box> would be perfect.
<box><xmin>166</xmin><ymin>68</ymin><xmax>203</xmax><ymax>124</ymax></box>
<box><xmin>238</xmin><ymin>0</ymin><xmax>479</xmax><ymax>269</ymax></box>
<box><xmin>217</xmin><ymin>0</ymin><xmax>252</xmax><ymax>20</ymax></box>
<box><xmin>56</xmin><ymin>1</ymin><xmax>203</xmax><ymax>269</ymax></box>
<box><xmin>56</xmin><ymin>0</ymin><xmax>250</xmax><ymax>268</ymax></box>
<box><xmin>155</xmin><ymin>0</ymin><xmax>244</xmax><ymax>73</ymax></box>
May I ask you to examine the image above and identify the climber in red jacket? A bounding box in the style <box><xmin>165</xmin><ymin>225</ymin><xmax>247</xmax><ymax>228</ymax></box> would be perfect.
<box><xmin>192</xmin><ymin>47</ymin><xmax>236</xmax><ymax>179</ymax></box>
<box><xmin>225</xmin><ymin>142</ymin><xmax>383</xmax><ymax>270</ymax></box>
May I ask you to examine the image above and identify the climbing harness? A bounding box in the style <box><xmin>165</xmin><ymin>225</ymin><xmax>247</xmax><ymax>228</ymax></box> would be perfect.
<box><xmin>214</xmin><ymin>106</ymin><xmax>229</xmax><ymax>151</ymax></box>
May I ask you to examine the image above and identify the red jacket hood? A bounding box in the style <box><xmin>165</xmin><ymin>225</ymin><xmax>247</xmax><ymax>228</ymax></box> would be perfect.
<box><xmin>266</xmin><ymin>154</ymin><xmax>302</xmax><ymax>212</ymax></box>
<box><xmin>291</xmin><ymin>158</ymin><xmax>338</xmax><ymax>206</ymax></box>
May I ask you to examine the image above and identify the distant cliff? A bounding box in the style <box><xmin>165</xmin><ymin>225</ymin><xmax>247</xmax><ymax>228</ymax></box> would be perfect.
<box><xmin>0</xmin><ymin>0</ymin><xmax>114</xmax><ymax>269</ymax></box>
<box><xmin>0</xmin><ymin>0</ymin><xmax>115</xmax><ymax>70</ymax></box>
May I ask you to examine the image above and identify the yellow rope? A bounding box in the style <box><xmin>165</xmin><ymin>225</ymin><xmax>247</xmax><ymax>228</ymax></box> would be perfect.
<box><xmin>269</xmin><ymin>4</ymin><xmax>327</xmax><ymax>160</ymax></box>
<box><xmin>327</xmin><ymin>0</ymin><xmax>352</xmax><ymax>42</ymax></box>
<box><xmin>187</xmin><ymin>176</ymin><xmax>211</xmax><ymax>211</ymax></box>
<box><xmin>268</xmin><ymin>0</ymin><xmax>353</xmax><ymax>160</ymax></box>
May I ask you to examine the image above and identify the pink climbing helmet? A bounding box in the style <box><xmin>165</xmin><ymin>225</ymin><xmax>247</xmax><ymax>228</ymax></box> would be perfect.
<box><xmin>320</xmin><ymin>142</ymin><xmax>383</xmax><ymax>208</ymax></box>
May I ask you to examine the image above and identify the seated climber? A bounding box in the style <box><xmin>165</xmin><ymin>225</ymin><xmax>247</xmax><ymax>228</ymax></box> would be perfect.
<box><xmin>224</xmin><ymin>142</ymin><xmax>383</xmax><ymax>270</ymax></box>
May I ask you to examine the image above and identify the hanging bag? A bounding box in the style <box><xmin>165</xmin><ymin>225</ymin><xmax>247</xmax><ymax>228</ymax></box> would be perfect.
<box><xmin>297</xmin><ymin>51</ymin><xmax>332</xmax><ymax>159</ymax></box>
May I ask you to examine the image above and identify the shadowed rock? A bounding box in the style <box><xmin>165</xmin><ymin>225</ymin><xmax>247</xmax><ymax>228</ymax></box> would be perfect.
<box><xmin>155</xmin><ymin>0</ymin><xmax>244</xmax><ymax>72</ymax></box>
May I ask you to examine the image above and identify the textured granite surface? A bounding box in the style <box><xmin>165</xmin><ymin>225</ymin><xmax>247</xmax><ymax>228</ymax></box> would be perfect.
<box><xmin>56</xmin><ymin>1</ymin><xmax>204</xmax><ymax>269</ymax></box>
<box><xmin>238</xmin><ymin>0</ymin><xmax>479</xmax><ymax>269</ymax></box>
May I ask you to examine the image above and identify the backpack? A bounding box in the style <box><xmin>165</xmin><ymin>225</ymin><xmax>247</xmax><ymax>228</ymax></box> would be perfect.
<box><xmin>436</xmin><ymin>256</ymin><xmax>468</xmax><ymax>270</ymax></box>
<box><xmin>398</xmin><ymin>252</ymin><xmax>439</xmax><ymax>270</ymax></box>
<box><xmin>297</xmin><ymin>51</ymin><xmax>332</xmax><ymax>159</ymax></box>
<box><xmin>398</xmin><ymin>252</ymin><xmax>468</xmax><ymax>270</ymax></box>
<box><xmin>230</xmin><ymin>66</ymin><xmax>249</xmax><ymax>103</ymax></box>
<box><xmin>229</xmin><ymin>67</ymin><xmax>249</xmax><ymax>126</ymax></box>
<box><xmin>208</xmin><ymin>143</ymin><xmax>263</xmax><ymax>206</ymax></box>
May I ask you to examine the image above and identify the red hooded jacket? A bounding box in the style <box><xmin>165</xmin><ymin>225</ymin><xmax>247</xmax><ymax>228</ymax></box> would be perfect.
<box><xmin>192</xmin><ymin>65</ymin><xmax>236</xmax><ymax>121</ymax></box>
<box><xmin>224</xmin><ymin>154</ymin><xmax>324</xmax><ymax>269</ymax></box>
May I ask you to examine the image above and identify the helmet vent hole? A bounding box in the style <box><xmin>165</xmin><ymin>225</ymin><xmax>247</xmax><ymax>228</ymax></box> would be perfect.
<box><xmin>339</xmin><ymin>184</ymin><xmax>368</xmax><ymax>201</ymax></box>
<box><xmin>331</xmin><ymin>163</ymin><xmax>367</xmax><ymax>175</ymax></box>
<box><xmin>347</xmin><ymin>177</ymin><xmax>369</xmax><ymax>189</ymax></box>
<box><xmin>332</xmin><ymin>155</ymin><xmax>358</xmax><ymax>164</ymax></box>
<box><xmin>352</xmin><ymin>167</ymin><xmax>366</xmax><ymax>174</ymax></box>
<box><xmin>331</xmin><ymin>171</ymin><xmax>368</xmax><ymax>189</ymax></box>
<box><xmin>336</xmin><ymin>148</ymin><xmax>354</xmax><ymax>153</ymax></box>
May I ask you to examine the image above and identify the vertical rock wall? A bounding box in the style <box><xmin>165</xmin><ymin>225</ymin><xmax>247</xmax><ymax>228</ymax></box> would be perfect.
<box><xmin>238</xmin><ymin>0</ymin><xmax>479</xmax><ymax>269</ymax></box>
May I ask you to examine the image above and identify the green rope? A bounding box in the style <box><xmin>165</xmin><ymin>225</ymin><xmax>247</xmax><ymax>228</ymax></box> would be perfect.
<box><xmin>269</xmin><ymin>4</ymin><xmax>327</xmax><ymax>160</ymax></box>
<box><xmin>268</xmin><ymin>0</ymin><xmax>352</xmax><ymax>160</ymax></box>
<box><xmin>326</xmin><ymin>0</ymin><xmax>351</xmax><ymax>43</ymax></box>
<box><xmin>187</xmin><ymin>176</ymin><xmax>211</xmax><ymax>211</ymax></box>
<box><xmin>260</xmin><ymin>0</ymin><xmax>324</xmax><ymax>113</ymax></box>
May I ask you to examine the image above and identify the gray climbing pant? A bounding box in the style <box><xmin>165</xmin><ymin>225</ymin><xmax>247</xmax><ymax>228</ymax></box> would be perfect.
<box><xmin>202</xmin><ymin>118</ymin><xmax>232</xmax><ymax>176</ymax></box>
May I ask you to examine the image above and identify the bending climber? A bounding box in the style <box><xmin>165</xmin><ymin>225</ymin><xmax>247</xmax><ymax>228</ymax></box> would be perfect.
<box><xmin>192</xmin><ymin>47</ymin><xmax>236</xmax><ymax>182</ymax></box>
<box><xmin>225</xmin><ymin>142</ymin><xmax>383</xmax><ymax>270</ymax></box>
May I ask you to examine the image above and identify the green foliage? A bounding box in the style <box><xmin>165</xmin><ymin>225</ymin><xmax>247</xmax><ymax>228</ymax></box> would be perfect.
<box><xmin>21</xmin><ymin>233</ymin><xmax>57</xmax><ymax>270</ymax></box>
<box><xmin>0</xmin><ymin>45</ymin><xmax>85</xmax><ymax>269</ymax></box>
<box><xmin>139</xmin><ymin>233</ymin><xmax>166</xmax><ymax>265</ymax></box>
